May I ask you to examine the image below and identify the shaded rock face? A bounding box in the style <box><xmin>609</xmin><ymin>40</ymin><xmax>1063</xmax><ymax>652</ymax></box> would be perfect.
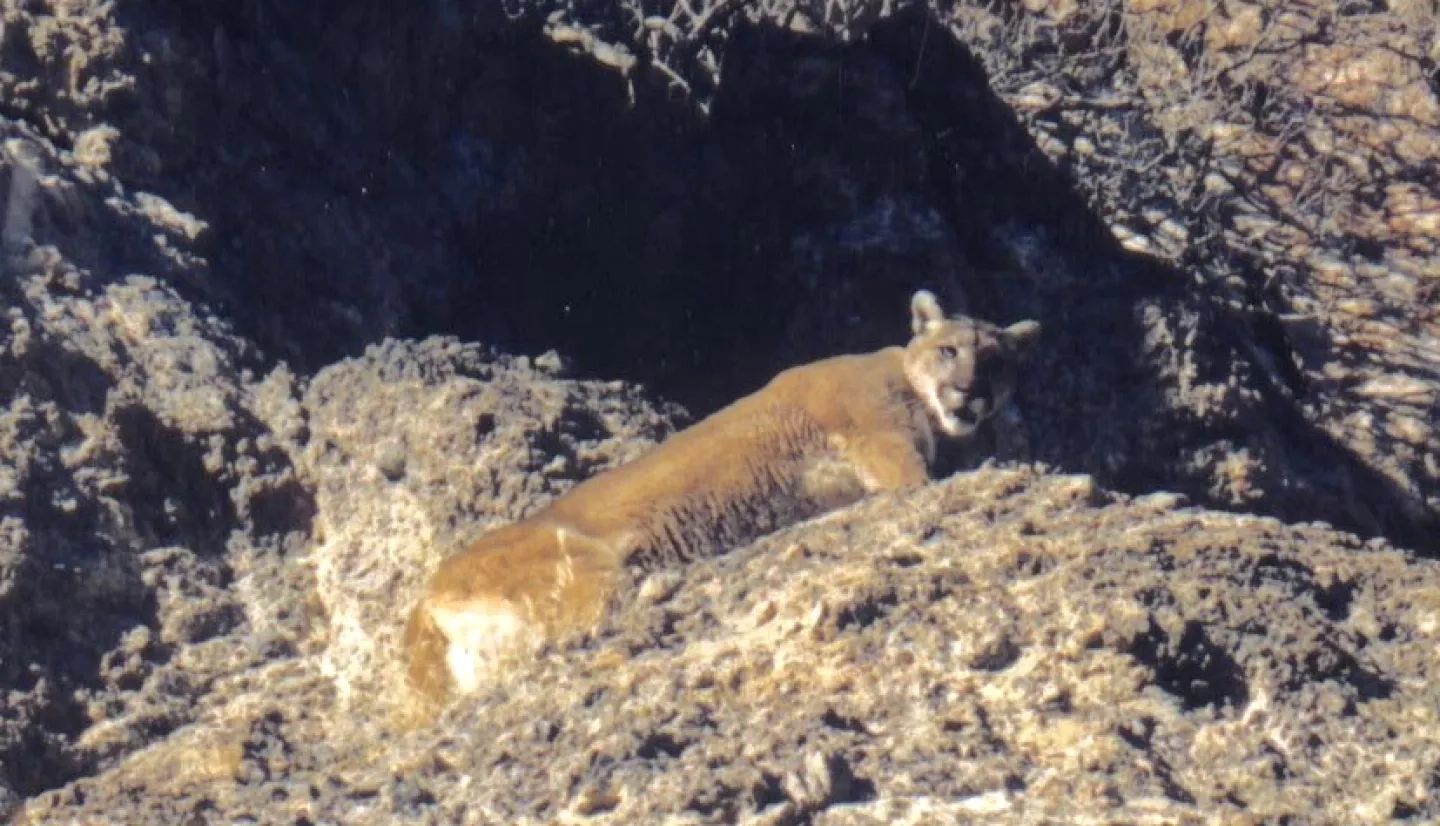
<box><xmin>7</xmin><ymin>0</ymin><xmax>1430</xmax><ymax>547</ymax></box>
<box><xmin>0</xmin><ymin>261</ymin><xmax>316</xmax><ymax>797</ymax></box>
<box><xmin>0</xmin><ymin>0</ymin><xmax>1436</xmax><ymax>820</ymax></box>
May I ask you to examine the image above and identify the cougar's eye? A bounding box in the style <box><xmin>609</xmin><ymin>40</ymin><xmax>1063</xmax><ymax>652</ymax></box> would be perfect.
<box><xmin>938</xmin><ymin>345</ymin><xmax>959</xmax><ymax>360</ymax></box>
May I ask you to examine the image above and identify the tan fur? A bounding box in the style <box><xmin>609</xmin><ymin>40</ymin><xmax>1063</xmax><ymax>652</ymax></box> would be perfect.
<box><xmin>403</xmin><ymin>290</ymin><xmax>1040</xmax><ymax>709</ymax></box>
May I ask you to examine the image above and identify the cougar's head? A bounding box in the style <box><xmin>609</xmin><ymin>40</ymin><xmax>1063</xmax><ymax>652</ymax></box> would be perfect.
<box><xmin>902</xmin><ymin>290</ymin><xmax>1041</xmax><ymax>438</ymax></box>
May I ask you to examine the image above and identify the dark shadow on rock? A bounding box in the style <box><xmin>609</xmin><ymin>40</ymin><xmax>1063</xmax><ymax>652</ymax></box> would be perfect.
<box><xmin>0</xmin><ymin>531</ymin><xmax>154</xmax><ymax>795</ymax></box>
<box><xmin>112</xmin><ymin>403</ymin><xmax>317</xmax><ymax>550</ymax></box>
<box><xmin>95</xmin><ymin>3</ymin><xmax>1434</xmax><ymax>551</ymax></box>
<box><xmin>1127</xmin><ymin>618</ymin><xmax>1249</xmax><ymax>712</ymax></box>
<box><xmin>229</xmin><ymin>406</ymin><xmax>318</xmax><ymax>543</ymax></box>
<box><xmin>0</xmin><ymin>326</ymin><xmax>111</xmax><ymax>418</ymax></box>
<box><xmin>242</xmin><ymin>461</ymin><xmax>317</xmax><ymax>542</ymax></box>
<box><xmin>111</xmin><ymin>1</ymin><xmax>964</xmax><ymax>413</ymax></box>
<box><xmin>112</xmin><ymin>404</ymin><xmax>238</xmax><ymax>550</ymax></box>
<box><xmin>0</xmin><ymin>395</ymin><xmax>312</xmax><ymax>796</ymax></box>
<box><xmin>0</xmin><ymin>344</ymin><xmax>117</xmax><ymax>544</ymax></box>
<box><xmin>863</xmin><ymin>9</ymin><xmax>1438</xmax><ymax>554</ymax></box>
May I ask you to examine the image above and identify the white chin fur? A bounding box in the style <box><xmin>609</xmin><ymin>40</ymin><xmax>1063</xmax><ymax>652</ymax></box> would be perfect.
<box><xmin>937</xmin><ymin>412</ymin><xmax>975</xmax><ymax>438</ymax></box>
<box><xmin>924</xmin><ymin>386</ymin><xmax>975</xmax><ymax>438</ymax></box>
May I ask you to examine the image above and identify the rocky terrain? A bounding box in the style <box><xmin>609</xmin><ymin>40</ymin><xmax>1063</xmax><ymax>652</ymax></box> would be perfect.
<box><xmin>0</xmin><ymin>0</ymin><xmax>1436</xmax><ymax>823</ymax></box>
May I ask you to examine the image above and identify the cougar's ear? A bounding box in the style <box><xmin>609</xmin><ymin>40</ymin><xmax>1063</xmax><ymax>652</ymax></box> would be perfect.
<box><xmin>1002</xmin><ymin>319</ymin><xmax>1041</xmax><ymax>357</ymax></box>
<box><xmin>910</xmin><ymin>290</ymin><xmax>945</xmax><ymax>336</ymax></box>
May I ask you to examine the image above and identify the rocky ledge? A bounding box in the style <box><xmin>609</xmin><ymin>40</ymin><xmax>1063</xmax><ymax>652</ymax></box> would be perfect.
<box><xmin>2</xmin><ymin>0</ymin><xmax>1437</xmax><ymax>823</ymax></box>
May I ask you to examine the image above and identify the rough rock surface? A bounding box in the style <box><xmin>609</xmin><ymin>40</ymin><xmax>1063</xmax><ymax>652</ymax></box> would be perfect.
<box><xmin>298</xmin><ymin>338</ymin><xmax>680</xmax><ymax>717</ymax></box>
<box><xmin>0</xmin><ymin>239</ymin><xmax>315</xmax><ymax>799</ymax></box>
<box><xmin>0</xmin><ymin>0</ymin><xmax>1437</xmax><ymax>823</ymax></box>
<box><xmin>21</xmin><ymin>465</ymin><xmax>1440</xmax><ymax>824</ymax></box>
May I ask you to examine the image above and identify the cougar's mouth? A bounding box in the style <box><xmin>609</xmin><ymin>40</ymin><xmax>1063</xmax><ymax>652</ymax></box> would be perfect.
<box><xmin>936</xmin><ymin>385</ymin><xmax>984</xmax><ymax>436</ymax></box>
